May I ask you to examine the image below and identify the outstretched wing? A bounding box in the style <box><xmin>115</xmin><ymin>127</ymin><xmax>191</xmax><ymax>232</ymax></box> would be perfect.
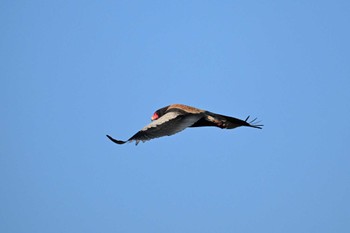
<box><xmin>106</xmin><ymin>112</ymin><xmax>203</xmax><ymax>145</ymax></box>
<box><xmin>190</xmin><ymin>111</ymin><xmax>263</xmax><ymax>129</ymax></box>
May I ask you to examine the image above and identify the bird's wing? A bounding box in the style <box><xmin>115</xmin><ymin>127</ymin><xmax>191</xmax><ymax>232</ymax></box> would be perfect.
<box><xmin>190</xmin><ymin>111</ymin><xmax>263</xmax><ymax>129</ymax></box>
<box><xmin>107</xmin><ymin>112</ymin><xmax>203</xmax><ymax>145</ymax></box>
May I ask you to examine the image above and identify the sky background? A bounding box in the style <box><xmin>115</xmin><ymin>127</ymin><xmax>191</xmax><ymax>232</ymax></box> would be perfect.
<box><xmin>1</xmin><ymin>1</ymin><xmax>350</xmax><ymax>232</ymax></box>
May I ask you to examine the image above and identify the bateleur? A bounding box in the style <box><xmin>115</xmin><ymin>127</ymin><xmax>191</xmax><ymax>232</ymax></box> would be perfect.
<box><xmin>107</xmin><ymin>104</ymin><xmax>263</xmax><ymax>145</ymax></box>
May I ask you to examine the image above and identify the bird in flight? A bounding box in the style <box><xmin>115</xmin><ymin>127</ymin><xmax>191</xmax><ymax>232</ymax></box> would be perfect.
<box><xmin>106</xmin><ymin>104</ymin><xmax>263</xmax><ymax>145</ymax></box>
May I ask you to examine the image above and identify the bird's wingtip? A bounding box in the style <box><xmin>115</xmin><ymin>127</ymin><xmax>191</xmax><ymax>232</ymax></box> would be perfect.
<box><xmin>251</xmin><ymin>124</ymin><xmax>264</xmax><ymax>129</ymax></box>
<box><xmin>245</xmin><ymin>117</ymin><xmax>264</xmax><ymax>129</ymax></box>
<box><xmin>106</xmin><ymin>135</ymin><xmax>127</xmax><ymax>144</ymax></box>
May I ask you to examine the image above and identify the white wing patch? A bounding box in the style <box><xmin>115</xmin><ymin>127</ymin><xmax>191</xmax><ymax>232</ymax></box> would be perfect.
<box><xmin>133</xmin><ymin>112</ymin><xmax>202</xmax><ymax>142</ymax></box>
<box><xmin>162</xmin><ymin>114</ymin><xmax>203</xmax><ymax>136</ymax></box>
<box><xmin>141</xmin><ymin>112</ymin><xmax>180</xmax><ymax>131</ymax></box>
<box><xmin>127</xmin><ymin>112</ymin><xmax>203</xmax><ymax>145</ymax></box>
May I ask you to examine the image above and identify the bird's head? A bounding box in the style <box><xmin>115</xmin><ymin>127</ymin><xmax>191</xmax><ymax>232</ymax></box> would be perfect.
<box><xmin>151</xmin><ymin>106</ymin><xmax>169</xmax><ymax>121</ymax></box>
<box><xmin>151</xmin><ymin>112</ymin><xmax>159</xmax><ymax>121</ymax></box>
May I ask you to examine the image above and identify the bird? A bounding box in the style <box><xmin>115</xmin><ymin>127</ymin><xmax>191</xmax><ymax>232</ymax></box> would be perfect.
<box><xmin>106</xmin><ymin>104</ymin><xmax>263</xmax><ymax>145</ymax></box>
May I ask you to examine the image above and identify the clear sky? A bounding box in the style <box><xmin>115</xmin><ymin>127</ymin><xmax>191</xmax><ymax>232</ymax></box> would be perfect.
<box><xmin>1</xmin><ymin>1</ymin><xmax>350</xmax><ymax>232</ymax></box>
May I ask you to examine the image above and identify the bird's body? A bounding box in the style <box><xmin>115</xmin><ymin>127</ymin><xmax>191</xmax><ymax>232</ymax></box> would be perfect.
<box><xmin>107</xmin><ymin>104</ymin><xmax>263</xmax><ymax>145</ymax></box>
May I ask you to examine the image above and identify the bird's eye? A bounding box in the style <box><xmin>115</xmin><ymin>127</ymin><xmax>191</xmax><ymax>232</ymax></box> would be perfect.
<box><xmin>151</xmin><ymin>112</ymin><xmax>159</xmax><ymax>121</ymax></box>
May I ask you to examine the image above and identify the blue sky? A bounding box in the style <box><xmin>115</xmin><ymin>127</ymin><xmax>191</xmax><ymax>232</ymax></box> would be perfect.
<box><xmin>1</xmin><ymin>1</ymin><xmax>350</xmax><ymax>232</ymax></box>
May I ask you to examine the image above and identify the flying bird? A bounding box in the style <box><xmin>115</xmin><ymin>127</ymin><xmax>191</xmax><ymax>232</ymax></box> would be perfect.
<box><xmin>106</xmin><ymin>104</ymin><xmax>263</xmax><ymax>145</ymax></box>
